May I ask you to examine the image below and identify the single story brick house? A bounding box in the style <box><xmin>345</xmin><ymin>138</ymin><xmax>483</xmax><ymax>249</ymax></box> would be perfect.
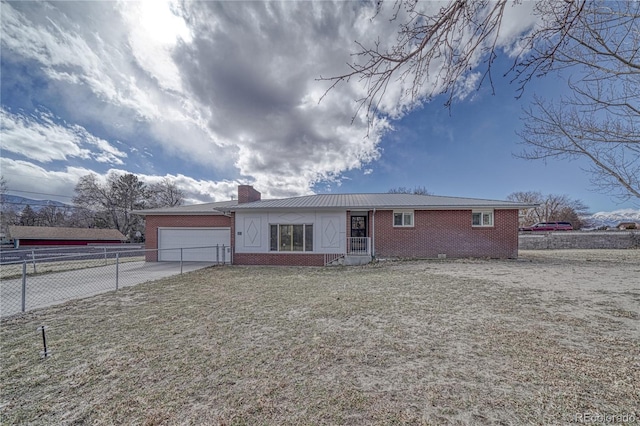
<box><xmin>8</xmin><ymin>226</ymin><xmax>127</xmax><ymax>248</ymax></box>
<box><xmin>134</xmin><ymin>185</ymin><xmax>535</xmax><ymax>266</ymax></box>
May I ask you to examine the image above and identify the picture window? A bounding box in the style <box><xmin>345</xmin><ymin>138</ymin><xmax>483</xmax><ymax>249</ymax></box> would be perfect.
<box><xmin>269</xmin><ymin>224</ymin><xmax>313</xmax><ymax>251</ymax></box>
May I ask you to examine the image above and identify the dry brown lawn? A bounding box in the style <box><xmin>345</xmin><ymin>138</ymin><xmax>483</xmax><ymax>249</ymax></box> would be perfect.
<box><xmin>1</xmin><ymin>250</ymin><xmax>638</xmax><ymax>425</ymax></box>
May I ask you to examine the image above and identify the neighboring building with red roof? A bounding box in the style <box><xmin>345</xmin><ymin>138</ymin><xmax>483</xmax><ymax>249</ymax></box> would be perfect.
<box><xmin>8</xmin><ymin>226</ymin><xmax>127</xmax><ymax>248</ymax></box>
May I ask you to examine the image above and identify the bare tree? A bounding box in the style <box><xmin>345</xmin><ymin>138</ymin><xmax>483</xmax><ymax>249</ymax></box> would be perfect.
<box><xmin>518</xmin><ymin>96</ymin><xmax>639</xmax><ymax>202</ymax></box>
<box><xmin>1</xmin><ymin>176</ymin><xmax>83</xmax><ymax>231</ymax></box>
<box><xmin>37</xmin><ymin>205</ymin><xmax>72</xmax><ymax>227</ymax></box>
<box><xmin>0</xmin><ymin>175</ymin><xmax>6</xmax><ymax>205</ymax></box>
<box><xmin>73</xmin><ymin>172</ymin><xmax>148</xmax><ymax>238</ymax></box>
<box><xmin>73</xmin><ymin>173</ymin><xmax>116</xmax><ymax>228</ymax></box>
<box><xmin>508</xmin><ymin>191</ymin><xmax>589</xmax><ymax>229</ymax></box>
<box><xmin>388</xmin><ymin>186</ymin><xmax>431</xmax><ymax>195</ymax></box>
<box><xmin>516</xmin><ymin>1</ymin><xmax>640</xmax><ymax>202</ymax></box>
<box><xmin>19</xmin><ymin>205</ymin><xmax>38</xmax><ymax>226</ymax></box>
<box><xmin>147</xmin><ymin>178</ymin><xmax>185</xmax><ymax>208</ymax></box>
<box><xmin>65</xmin><ymin>207</ymin><xmax>99</xmax><ymax>229</ymax></box>
<box><xmin>0</xmin><ymin>176</ymin><xmax>7</xmax><ymax>233</ymax></box>
<box><xmin>321</xmin><ymin>0</ymin><xmax>585</xmax><ymax>115</ymax></box>
<box><xmin>323</xmin><ymin>0</ymin><xmax>639</xmax><ymax>202</ymax></box>
<box><xmin>73</xmin><ymin>173</ymin><xmax>186</xmax><ymax>238</ymax></box>
<box><xmin>0</xmin><ymin>176</ymin><xmax>18</xmax><ymax>238</ymax></box>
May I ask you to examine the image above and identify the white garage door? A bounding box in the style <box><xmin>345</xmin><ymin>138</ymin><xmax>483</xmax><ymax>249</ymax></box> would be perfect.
<box><xmin>158</xmin><ymin>228</ymin><xmax>231</xmax><ymax>262</ymax></box>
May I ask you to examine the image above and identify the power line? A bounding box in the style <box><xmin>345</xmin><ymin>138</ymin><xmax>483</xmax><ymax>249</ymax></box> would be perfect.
<box><xmin>0</xmin><ymin>201</ymin><xmax>74</xmax><ymax>208</ymax></box>
<box><xmin>5</xmin><ymin>189</ymin><xmax>74</xmax><ymax>199</ymax></box>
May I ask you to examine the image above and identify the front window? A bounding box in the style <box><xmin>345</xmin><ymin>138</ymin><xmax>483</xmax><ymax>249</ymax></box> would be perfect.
<box><xmin>472</xmin><ymin>211</ymin><xmax>494</xmax><ymax>227</ymax></box>
<box><xmin>393</xmin><ymin>211</ymin><xmax>414</xmax><ymax>227</ymax></box>
<box><xmin>270</xmin><ymin>224</ymin><xmax>313</xmax><ymax>251</ymax></box>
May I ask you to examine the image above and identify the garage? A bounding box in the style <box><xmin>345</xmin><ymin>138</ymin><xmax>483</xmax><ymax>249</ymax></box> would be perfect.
<box><xmin>158</xmin><ymin>228</ymin><xmax>231</xmax><ymax>262</ymax></box>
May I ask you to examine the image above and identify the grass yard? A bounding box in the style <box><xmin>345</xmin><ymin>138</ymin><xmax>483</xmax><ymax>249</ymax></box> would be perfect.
<box><xmin>1</xmin><ymin>250</ymin><xmax>638</xmax><ymax>425</ymax></box>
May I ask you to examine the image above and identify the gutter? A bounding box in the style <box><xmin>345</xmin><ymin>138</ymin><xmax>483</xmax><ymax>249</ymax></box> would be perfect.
<box><xmin>372</xmin><ymin>208</ymin><xmax>376</xmax><ymax>258</ymax></box>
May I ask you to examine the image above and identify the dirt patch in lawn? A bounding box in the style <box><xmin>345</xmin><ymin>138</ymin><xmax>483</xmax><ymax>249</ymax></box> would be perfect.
<box><xmin>1</xmin><ymin>250</ymin><xmax>638</xmax><ymax>425</ymax></box>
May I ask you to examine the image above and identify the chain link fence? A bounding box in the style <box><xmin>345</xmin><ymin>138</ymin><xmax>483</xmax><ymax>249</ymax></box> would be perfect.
<box><xmin>0</xmin><ymin>245</ymin><xmax>228</xmax><ymax>318</ymax></box>
<box><xmin>0</xmin><ymin>244</ymin><xmax>144</xmax><ymax>264</ymax></box>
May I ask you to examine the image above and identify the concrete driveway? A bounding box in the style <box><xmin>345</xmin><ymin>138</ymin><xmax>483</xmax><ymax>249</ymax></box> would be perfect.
<box><xmin>0</xmin><ymin>261</ymin><xmax>215</xmax><ymax>318</ymax></box>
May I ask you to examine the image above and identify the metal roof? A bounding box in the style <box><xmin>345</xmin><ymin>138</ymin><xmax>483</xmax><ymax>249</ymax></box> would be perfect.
<box><xmin>8</xmin><ymin>226</ymin><xmax>127</xmax><ymax>241</ymax></box>
<box><xmin>231</xmin><ymin>193</ymin><xmax>535</xmax><ymax>210</ymax></box>
<box><xmin>132</xmin><ymin>200</ymin><xmax>237</xmax><ymax>215</ymax></box>
<box><xmin>133</xmin><ymin>194</ymin><xmax>535</xmax><ymax>215</ymax></box>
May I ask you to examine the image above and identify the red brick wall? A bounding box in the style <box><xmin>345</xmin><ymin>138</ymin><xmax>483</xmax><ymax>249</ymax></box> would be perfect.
<box><xmin>234</xmin><ymin>253</ymin><xmax>325</xmax><ymax>266</ymax></box>
<box><xmin>373</xmin><ymin>209</ymin><xmax>519</xmax><ymax>259</ymax></box>
<box><xmin>145</xmin><ymin>209</ymin><xmax>519</xmax><ymax>263</ymax></box>
<box><xmin>144</xmin><ymin>215</ymin><xmax>232</xmax><ymax>261</ymax></box>
<box><xmin>238</xmin><ymin>185</ymin><xmax>261</xmax><ymax>204</ymax></box>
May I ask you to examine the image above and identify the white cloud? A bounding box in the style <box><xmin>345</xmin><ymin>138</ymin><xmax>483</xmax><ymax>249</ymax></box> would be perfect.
<box><xmin>140</xmin><ymin>173</ymin><xmax>240</xmax><ymax>204</ymax></box>
<box><xmin>497</xmin><ymin>1</ymin><xmax>540</xmax><ymax>57</ymax></box>
<box><xmin>0</xmin><ymin>1</ymin><xmax>542</xmax><ymax>202</ymax></box>
<box><xmin>0</xmin><ymin>158</ymin><xmax>93</xmax><ymax>202</ymax></box>
<box><xmin>120</xmin><ymin>0</ymin><xmax>191</xmax><ymax>93</ymax></box>
<box><xmin>0</xmin><ymin>108</ymin><xmax>126</xmax><ymax>164</ymax></box>
<box><xmin>0</xmin><ymin>1</ymin><xmax>229</xmax><ymax>162</ymax></box>
<box><xmin>0</xmin><ymin>157</ymin><xmax>241</xmax><ymax>205</ymax></box>
<box><xmin>454</xmin><ymin>72</ymin><xmax>482</xmax><ymax>101</ymax></box>
<box><xmin>171</xmin><ymin>1</ymin><xmax>395</xmax><ymax>195</ymax></box>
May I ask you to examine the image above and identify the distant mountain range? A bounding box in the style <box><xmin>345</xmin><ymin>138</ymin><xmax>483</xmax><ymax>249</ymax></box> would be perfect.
<box><xmin>1</xmin><ymin>195</ymin><xmax>72</xmax><ymax>211</ymax></box>
<box><xmin>583</xmin><ymin>208</ymin><xmax>640</xmax><ymax>229</ymax></box>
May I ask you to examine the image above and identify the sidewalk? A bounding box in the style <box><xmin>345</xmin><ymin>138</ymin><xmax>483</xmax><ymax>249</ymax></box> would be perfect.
<box><xmin>0</xmin><ymin>261</ymin><xmax>214</xmax><ymax>318</ymax></box>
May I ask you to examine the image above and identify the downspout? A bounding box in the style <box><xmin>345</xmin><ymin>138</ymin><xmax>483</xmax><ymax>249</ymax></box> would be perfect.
<box><xmin>371</xmin><ymin>208</ymin><xmax>376</xmax><ymax>258</ymax></box>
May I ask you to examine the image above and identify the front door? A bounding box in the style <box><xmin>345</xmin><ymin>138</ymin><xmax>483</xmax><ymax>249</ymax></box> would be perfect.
<box><xmin>350</xmin><ymin>215</ymin><xmax>368</xmax><ymax>253</ymax></box>
<box><xmin>351</xmin><ymin>215</ymin><xmax>367</xmax><ymax>238</ymax></box>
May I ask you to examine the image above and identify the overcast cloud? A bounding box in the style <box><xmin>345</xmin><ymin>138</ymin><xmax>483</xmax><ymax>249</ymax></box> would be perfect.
<box><xmin>0</xmin><ymin>1</ymin><xmax>539</xmax><ymax>203</ymax></box>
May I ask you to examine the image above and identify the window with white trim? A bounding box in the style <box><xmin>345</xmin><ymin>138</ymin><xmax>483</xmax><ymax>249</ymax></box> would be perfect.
<box><xmin>393</xmin><ymin>210</ymin><xmax>414</xmax><ymax>227</ymax></box>
<box><xmin>269</xmin><ymin>224</ymin><xmax>313</xmax><ymax>251</ymax></box>
<box><xmin>472</xmin><ymin>210</ymin><xmax>494</xmax><ymax>227</ymax></box>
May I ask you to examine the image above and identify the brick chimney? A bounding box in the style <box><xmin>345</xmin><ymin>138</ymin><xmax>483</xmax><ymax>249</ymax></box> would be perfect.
<box><xmin>237</xmin><ymin>185</ymin><xmax>261</xmax><ymax>204</ymax></box>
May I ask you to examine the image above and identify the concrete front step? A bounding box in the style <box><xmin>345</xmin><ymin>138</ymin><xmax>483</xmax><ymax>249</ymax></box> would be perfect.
<box><xmin>325</xmin><ymin>254</ymin><xmax>372</xmax><ymax>266</ymax></box>
<box><xmin>343</xmin><ymin>254</ymin><xmax>372</xmax><ymax>266</ymax></box>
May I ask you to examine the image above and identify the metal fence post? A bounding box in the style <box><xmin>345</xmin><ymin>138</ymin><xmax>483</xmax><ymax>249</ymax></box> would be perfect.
<box><xmin>222</xmin><ymin>244</ymin><xmax>226</xmax><ymax>264</ymax></box>
<box><xmin>31</xmin><ymin>249</ymin><xmax>37</xmax><ymax>273</ymax></box>
<box><xmin>21</xmin><ymin>262</ymin><xmax>27</xmax><ymax>312</ymax></box>
<box><xmin>115</xmin><ymin>253</ymin><xmax>119</xmax><ymax>290</ymax></box>
<box><xmin>216</xmin><ymin>245</ymin><xmax>220</xmax><ymax>265</ymax></box>
<box><xmin>180</xmin><ymin>248</ymin><xmax>183</xmax><ymax>275</ymax></box>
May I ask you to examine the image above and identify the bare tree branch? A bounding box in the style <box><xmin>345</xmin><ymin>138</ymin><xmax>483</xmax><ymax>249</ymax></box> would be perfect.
<box><xmin>508</xmin><ymin>191</ymin><xmax>590</xmax><ymax>228</ymax></box>
<box><xmin>321</xmin><ymin>0</ymin><xmax>639</xmax><ymax>203</ymax></box>
<box><xmin>319</xmin><ymin>0</ymin><xmax>512</xmax><ymax>120</ymax></box>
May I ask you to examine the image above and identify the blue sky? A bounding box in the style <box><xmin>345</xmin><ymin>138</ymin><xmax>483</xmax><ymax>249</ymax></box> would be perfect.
<box><xmin>0</xmin><ymin>1</ymin><xmax>636</xmax><ymax>214</ymax></box>
<box><xmin>325</xmin><ymin>59</ymin><xmax>622</xmax><ymax>212</ymax></box>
